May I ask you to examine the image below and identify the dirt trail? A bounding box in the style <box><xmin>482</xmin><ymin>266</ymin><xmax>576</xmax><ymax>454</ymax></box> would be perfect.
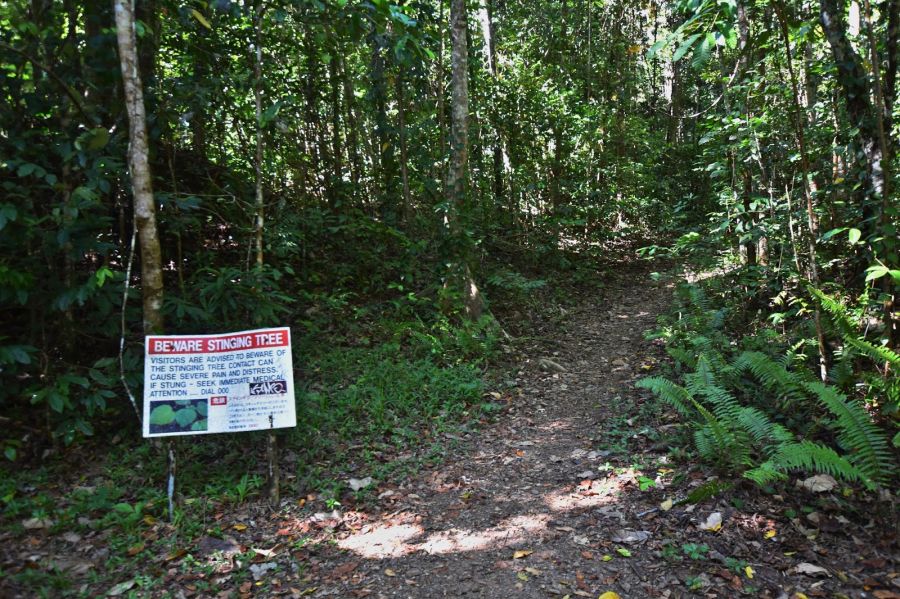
<box><xmin>297</xmin><ymin>266</ymin><xmax>681</xmax><ymax>597</ymax></box>
<box><xmin>286</xmin><ymin>266</ymin><xmax>897</xmax><ymax>599</ymax></box>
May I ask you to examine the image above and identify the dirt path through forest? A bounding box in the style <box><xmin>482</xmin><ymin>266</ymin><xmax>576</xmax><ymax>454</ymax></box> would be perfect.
<box><xmin>289</xmin><ymin>265</ymin><xmax>687</xmax><ymax>597</ymax></box>
<box><xmin>275</xmin><ymin>264</ymin><xmax>895</xmax><ymax>599</ymax></box>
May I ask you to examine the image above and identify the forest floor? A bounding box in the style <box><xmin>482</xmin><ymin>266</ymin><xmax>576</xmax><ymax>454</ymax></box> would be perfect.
<box><xmin>3</xmin><ymin>263</ymin><xmax>898</xmax><ymax>598</ymax></box>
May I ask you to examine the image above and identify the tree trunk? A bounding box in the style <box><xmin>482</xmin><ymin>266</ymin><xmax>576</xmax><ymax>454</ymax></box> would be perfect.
<box><xmin>820</xmin><ymin>0</ymin><xmax>885</xmax><ymax>237</ymax></box>
<box><xmin>114</xmin><ymin>0</ymin><xmax>164</xmax><ymax>335</ymax></box>
<box><xmin>446</xmin><ymin>0</ymin><xmax>483</xmax><ymax>321</ymax></box>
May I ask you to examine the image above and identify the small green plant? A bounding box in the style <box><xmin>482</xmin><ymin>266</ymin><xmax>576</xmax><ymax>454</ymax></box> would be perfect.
<box><xmin>684</xmin><ymin>575</ymin><xmax>705</xmax><ymax>591</ymax></box>
<box><xmin>661</xmin><ymin>543</ymin><xmax>683</xmax><ymax>561</ymax></box>
<box><xmin>682</xmin><ymin>543</ymin><xmax>709</xmax><ymax>560</ymax></box>
<box><xmin>724</xmin><ymin>557</ymin><xmax>749</xmax><ymax>574</ymax></box>
<box><xmin>231</xmin><ymin>474</ymin><xmax>263</xmax><ymax>504</ymax></box>
<box><xmin>637</xmin><ymin>475</ymin><xmax>657</xmax><ymax>491</ymax></box>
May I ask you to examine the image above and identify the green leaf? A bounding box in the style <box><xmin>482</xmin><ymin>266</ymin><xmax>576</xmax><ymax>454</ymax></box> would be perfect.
<box><xmin>191</xmin><ymin>9</ymin><xmax>212</xmax><ymax>30</ymax></box>
<box><xmin>190</xmin><ymin>419</ymin><xmax>208</xmax><ymax>431</ymax></box>
<box><xmin>848</xmin><ymin>228</ymin><xmax>862</xmax><ymax>244</ymax></box>
<box><xmin>4</xmin><ymin>446</ymin><xmax>16</xmax><ymax>461</ymax></box>
<box><xmin>174</xmin><ymin>407</ymin><xmax>198</xmax><ymax>427</ymax></box>
<box><xmin>673</xmin><ymin>33</ymin><xmax>702</xmax><ymax>62</ymax></box>
<box><xmin>149</xmin><ymin>404</ymin><xmax>176</xmax><ymax>426</ymax></box>
<box><xmin>196</xmin><ymin>401</ymin><xmax>208</xmax><ymax>417</ymax></box>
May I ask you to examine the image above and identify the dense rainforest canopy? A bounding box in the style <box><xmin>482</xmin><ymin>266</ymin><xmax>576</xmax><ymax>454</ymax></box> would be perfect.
<box><xmin>0</xmin><ymin>0</ymin><xmax>898</xmax><ymax>594</ymax></box>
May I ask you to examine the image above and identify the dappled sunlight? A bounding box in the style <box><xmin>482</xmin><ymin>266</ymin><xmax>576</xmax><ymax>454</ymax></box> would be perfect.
<box><xmin>542</xmin><ymin>475</ymin><xmax>623</xmax><ymax>511</ymax></box>
<box><xmin>418</xmin><ymin>513</ymin><xmax>552</xmax><ymax>555</ymax></box>
<box><xmin>336</xmin><ymin>473</ymin><xmax>629</xmax><ymax>560</ymax></box>
<box><xmin>338</xmin><ymin>523</ymin><xmax>424</xmax><ymax>559</ymax></box>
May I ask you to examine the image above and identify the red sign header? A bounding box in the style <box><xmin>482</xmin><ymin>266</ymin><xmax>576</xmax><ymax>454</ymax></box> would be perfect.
<box><xmin>147</xmin><ymin>328</ymin><xmax>290</xmax><ymax>355</ymax></box>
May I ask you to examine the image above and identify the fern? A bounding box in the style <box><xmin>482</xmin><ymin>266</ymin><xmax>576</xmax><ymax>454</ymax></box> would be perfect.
<box><xmin>746</xmin><ymin>441</ymin><xmax>869</xmax><ymax>487</ymax></box>
<box><xmin>805</xmin><ymin>382</ymin><xmax>894</xmax><ymax>485</ymax></box>
<box><xmin>636</xmin><ymin>377</ymin><xmax>694</xmax><ymax>420</ymax></box>
<box><xmin>808</xmin><ymin>286</ymin><xmax>900</xmax><ymax>367</ymax></box>
<box><xmin>733</xmin><ymin>351</ymin><xmax>808</xmax><ymax>406</ymax></box>
<box><xmin>736</xmin><ymin>406</ymin><xmax>793</xmax><ymax>452</ymax></box>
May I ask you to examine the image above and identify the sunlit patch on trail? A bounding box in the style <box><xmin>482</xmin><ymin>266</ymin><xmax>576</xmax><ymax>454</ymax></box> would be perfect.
<box><xmin>338</xmin><ymin>523</ymin><xmax>424</xmax><ymax>558</ymax></box>
<box><xmin>418</xmin><ymin>514</ymin><xmax>551</xmax><ymax>555</ymax></box>
<box><xmin>336</xmin><ymin>474</ymin><xmax>629</xmax><ymax>559</ymax></box>
<box><xmin>337</xmin><ymin>514</ymin><xmax>552</xmax><ymax>559</ymax></box>
<box><xmin>542</xmin><ymin>473</ymin><xmax>624</xmax><ymax>511</ymax></box>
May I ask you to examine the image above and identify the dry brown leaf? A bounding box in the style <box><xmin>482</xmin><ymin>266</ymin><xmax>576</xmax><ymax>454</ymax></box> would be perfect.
<box><xmin>512</xmin><ymin>549</ymin><xmax>533</xmax><ymax>559</ymax></box>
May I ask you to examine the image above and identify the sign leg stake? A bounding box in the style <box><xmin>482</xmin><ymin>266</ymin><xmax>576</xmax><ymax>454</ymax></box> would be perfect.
<box><xmin>167</xmin><ymin>440</ymin><xmax>177</xmax><ymax>522</ymax></box>
<box><xmin>267</xmin><ymin>414</ymin><xmax>279</xmax><ymax>507</ymax></box>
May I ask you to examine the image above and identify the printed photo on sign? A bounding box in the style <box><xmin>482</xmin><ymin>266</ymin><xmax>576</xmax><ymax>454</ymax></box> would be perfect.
<box><xmin>148</xmin><ymin>398</ymin><xmax>209</xmax><ymax>434</ymax></box>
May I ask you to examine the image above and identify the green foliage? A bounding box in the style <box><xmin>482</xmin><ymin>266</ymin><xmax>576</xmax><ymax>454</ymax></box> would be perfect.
<box><xmin>641</xmin><ymin>278</ymin><xmax>898</xmax><ymax>490</ymax></box>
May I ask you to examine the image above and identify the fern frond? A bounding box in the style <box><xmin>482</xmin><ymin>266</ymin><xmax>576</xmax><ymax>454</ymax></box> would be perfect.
<box><xmin>768</xmin><ymin>440</ymin><xmax>870</xmax><ymax>487</ymax></box>
<box><xmin>733</xmin><ymin>351</ymin><xmax>808</xmax><ymax>406</ymax></box>
<box><xmin>808</xmin><ymin>286</ymin><xmax>900</xmax><ymax>367</ymax></box>
<box><xmin>636</xmin><ymin>377</ymin><xmax>696</xmax><ymax>420</ymax></box>
<box><xmin>736</xmin><ymin>406</ymin><xmax>793</xmax><ymax>451</ymax></box>
<box><xmin>743</xmin><ymin>461</ymin><xmax>788</xmax><ymax>486</ymax></box>
<box><xmin>805</xmin><ymin>381</ymin><xmax>894</xmax><ymax>485</ymax></box>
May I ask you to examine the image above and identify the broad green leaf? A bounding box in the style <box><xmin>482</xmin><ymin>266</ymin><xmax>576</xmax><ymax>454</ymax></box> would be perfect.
<box><xmin>848</xmin><ymin>228</ymin><xmax>861</xmax><ymax>244</ymax></box>
<box><xmin>673</xmin><ymin>33</ymin><xmax>702</xmax><ymax>62</ymax></box>
<box><xmin>190</xmin><ymin>419</ymin><xmax>208</xmax><ymax>431</ymax></box>
<box><xmin>174</xmin><ymin>407</ymin><xmax>198</xmax><ymax>427</ymax></box>
<box><xmin>149</xmin><ymin>404</ymin><xmax>176</xmax><ymax>426</ymax></box>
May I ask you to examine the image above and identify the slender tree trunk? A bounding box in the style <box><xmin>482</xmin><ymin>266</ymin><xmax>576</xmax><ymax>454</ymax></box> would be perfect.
<box><xmin>329</xmin><ymin>50</ymin><xmax>343</xmax><ymax>211</ymax></box>
<box><xmin>114</xmin><ymin>0</ymin><xmax>163</xmax><ymax>335</ymax></box>
<box><xmin>776</xmin><ymin>2</ymin><xmax>829</xmax><ymax>380</ymax></box>
<box><xmin>252</xmin><ymin>4</ymin><xmax>279</xmax><ymax>507</ymax></box>
<box><xmin>446</xmin><ymin>0</ymin><xmax>483</xmax><ymax>321</ymax></box>
<box><xmin>396</xmin><ymin>73</ymin><xmax>412</xmax><ymax>224</ymax></box>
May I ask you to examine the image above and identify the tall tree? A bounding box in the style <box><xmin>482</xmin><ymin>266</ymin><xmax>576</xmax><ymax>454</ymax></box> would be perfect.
<box><xmin>113</xmin><ymin>0</ymin><xmax>163</xmax><ymax>335</ymax></box>
<box><xmin>445</xmin><ymin>0</ymin><xmax>483</xmax><ymax>320</ymax></box>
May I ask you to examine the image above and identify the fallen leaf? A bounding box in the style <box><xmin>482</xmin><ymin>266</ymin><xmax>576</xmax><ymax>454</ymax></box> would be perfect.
<box><xmin>745</xmin><ymin>566</ymin><xmax>754</xmax><ymax>579</ymax></box>
<box><xmin>524</xmin><ymin>567</ymin><xmax>541</xmax><ymax>576</ymax></box>
<box><xmin>599</xmin><ymin>593</ymin><xmax>621</xmax><ymax>599</ymax></box>
<box><xmin>126</xmin><ymin>542</ymin><xmax>145</xmax><ymax>556</ymax></box>
<box><xmin>332</xmin><ymin>562</ymin><xmax>359</xmax><ymax>577</ymax></box>
<box><xmin>765</xmin><ymin>529</ymin><xmax>777</xmax><ymax>539</ymax></box>
<box><xmin>660</xmin><ymin>499</ymin><xmax>674</xmax><ymax>511</ymax></box>
<box><xmin>517</xmin><ymin>571</ymin><xmax>529</xmax><ymax>581</ymax></box>
<box><xmin>601</xmin><ymin>554</ymin><xmax>613</xmax><ymax>562</ymax></box>
<box><xmin>106</xmin><ymin>580</ymin><xmax>135</xmax><ymax>596</ymax></box>
<box><xmin>873</xmin><ymin>591</ymin><xmax>900</xmax><ymax>599</ymax></box>
<box><xmin>699</xmin><ymin>512</ymin><xmax>723</xmax><ymax>532</ymax></box>
<box><xmin>513</xmin><ymin>550</ymin><xmax>533</xmax><ymax>559</ymax></box>
<box><xmin>384</xmin><ymin>568</ymin><xmax>396</xmax><ymax>577</ymax></box>
<box><xmin>615</xmin><ymin>548</ymin><xmax>631</xmax><ymax>557</ymax></box>
<box><xmin>793</xmin><ymin>563</ymin><xmax>830</xmax><ymax>577</ymax></box>
<box><xmin>610</xmin><ymin>529</ymin><xmax>651</xmax><ymax>544</ymax></box>
<box><xmin>347</xmin><ymin>477</ymin><xmax>374</xmax><ymax>492</ymax></box>
<box><xmin>232</xmin><ymin>523</ymin><xmax>248</xmax><ymax>531</ymax></box>
<box><xmin>580</xmin><ymin>550</ymin><xmax>594</xmax><ymax>560</ymax></box>
<box><xmin>22</xmin><ymin>517</ymin><xmax>53</xmax><ymax>530</ymax></box>
<box><xmin>165</xmin><ymin>548</ymin><xmax>187</xmax><ymax>561</ymax></box>
<box><xmin>249</xmin><ymin>562</ymin><xmax>277</xmax><ymax>581</ymax></box>
<box><xmin>798</xmin><ymin>474</ymin><xmax>837</xmax><ymax>493</ymax></box>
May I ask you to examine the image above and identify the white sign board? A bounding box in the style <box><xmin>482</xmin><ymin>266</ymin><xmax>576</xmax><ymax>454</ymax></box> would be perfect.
<box><xmin>143</xmin><ymin>327</ymin><xmax>296</xmax><ymax>438</ymax></box>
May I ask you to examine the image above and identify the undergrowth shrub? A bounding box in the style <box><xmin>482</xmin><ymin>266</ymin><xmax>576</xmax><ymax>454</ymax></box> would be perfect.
<box><xmin>640</xmin><ymin>278</ymin><xmax>898</xmax><ymax>490</ymax></box>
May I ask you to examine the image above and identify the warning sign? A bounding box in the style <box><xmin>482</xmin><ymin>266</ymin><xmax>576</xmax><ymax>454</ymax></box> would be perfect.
<box><xmin>142</xmin><ymin>327</ymin><xmax>296</xmax><ymax>438</ymax></box>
